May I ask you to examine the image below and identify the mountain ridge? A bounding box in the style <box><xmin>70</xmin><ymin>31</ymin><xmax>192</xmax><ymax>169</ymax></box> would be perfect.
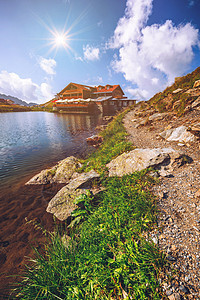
<box><xmin>0</xmin><ymin>93</ymin><xmax>37</xmax><ymax>107</ymax></box>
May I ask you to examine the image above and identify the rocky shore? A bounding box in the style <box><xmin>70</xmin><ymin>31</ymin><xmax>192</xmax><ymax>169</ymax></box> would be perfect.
<box><xmin>1</xmin><ymin>75</ymin><xmax>200</xmax><ymax>299</ymax></box>
<box><xmin>20</xmin><ymin>99</ymin><xmax>200</xmax><ymax>299</ymax></box>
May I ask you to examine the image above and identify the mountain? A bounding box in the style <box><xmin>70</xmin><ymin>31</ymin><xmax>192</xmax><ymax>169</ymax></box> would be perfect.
<box><xmin>0</xmin><ymin>93</ymin><xmax>38</xmax><ymax>106</ymax></box>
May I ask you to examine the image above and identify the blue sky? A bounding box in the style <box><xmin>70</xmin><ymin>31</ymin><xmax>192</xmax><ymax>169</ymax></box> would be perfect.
<box><xmin>0</xmin><ymin>0</ymin><xmax>200</xmax><ymax>103</ymax></box>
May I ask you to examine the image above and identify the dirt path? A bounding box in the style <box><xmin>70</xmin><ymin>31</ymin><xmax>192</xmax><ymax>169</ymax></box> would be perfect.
<box><xmin>123</xmin><ymin>106</ymin><xmax>200</xmax><ymax>300</ymax></box>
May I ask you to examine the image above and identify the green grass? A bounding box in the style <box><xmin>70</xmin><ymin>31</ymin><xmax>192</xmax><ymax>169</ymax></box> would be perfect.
<box><xmin>79</xmin><ymin>110</ymin><xmax>133</xmax><ymax>174</ymax></box>
<box><xmin>13</xmin><ymin>172</ymin><xmax>167</xmax><ymax>300</ymax></box>
<box><xmin>12</xmin><ymin>108</ymin><xmax>169</xmax><ymax>299</ymax></box>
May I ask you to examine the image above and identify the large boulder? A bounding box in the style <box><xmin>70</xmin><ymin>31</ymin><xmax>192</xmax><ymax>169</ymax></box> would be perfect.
<box><xmin>46</xmin><ymin>188</ymin><xmax>87</xmax><ymax>221</ymax></box>
<box><xmin>46</xmin><ymin>170</ymin><xmax>100</xmax><ymax>221</ymax></box>
<box><xmin>106</xmin><ymin>148</ymin><xmax>176</xmax><ymax>177</ymax></box>
<box><xmin>148</xmin><ymin>112</ymin><xmax>169</xmax><ymax>121</ymax></box>
<box><xmin>67</xmin><ymin>170</ymin><xmax>100</xmax><ymax>189</ymax></box>
<box><xmin>26</xmin><ymin>156</ymin><xmax>81</xmax><ymax>185</ymax></box>
<box><xmin>159</xmin><ymin>126</ymin><xmax>195</xmax><ymax>144</ymax></box>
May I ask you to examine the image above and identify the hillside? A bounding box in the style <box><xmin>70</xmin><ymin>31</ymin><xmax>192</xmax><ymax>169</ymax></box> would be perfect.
<box><xmin>148</xmin><ymin>66</ymin><xmax>200</xmax><ymax>115</ymax></box>
<box><xmin>0</xmin><ymin>98</ymin><xmax>32</xmax><ymax>112</ymax></box>
<box><xmin>122</xmin><ymin>67</ymin><xmax>200</xmax><ymax>299</ymax></box>
<box><xmin>0</xmin><ymin>93</ymin><xmax>37</xmax><ymax>107</ymax></box>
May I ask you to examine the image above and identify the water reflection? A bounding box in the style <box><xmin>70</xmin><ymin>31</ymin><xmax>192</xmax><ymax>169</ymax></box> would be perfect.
<box><xmin>0</xmin><ymin>112</ymin><xmax>101</xmax><ymax>193</ymax></box>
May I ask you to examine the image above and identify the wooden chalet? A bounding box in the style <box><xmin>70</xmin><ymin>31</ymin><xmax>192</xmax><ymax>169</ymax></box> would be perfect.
<box><xmin>53</xmin><ymin>82</ymin><xmax>135</xmax><ymax>114</ymax></box>
<box><xmin>55</xmin><ymin>83</ymin><xmax>125</xmax><ymax>100</ymax></box>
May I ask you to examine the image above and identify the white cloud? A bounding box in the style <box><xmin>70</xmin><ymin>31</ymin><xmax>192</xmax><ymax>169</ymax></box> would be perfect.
<box><xmin>0</xmin><ymin>70</ymin><xmax>54</xmax><ymax>103</ymax></box>
<box><xmin>108</xmin><ymin>0</ymin><xmax>200</xmax><ymax>100</ymax></box>
<box><xmin>75</xmin><ymin>55</ymin><xmax>84</xmax><ymax>62</ymax></box>
<box><xmin>39</xmin><ymin>57</ymin><xmax>56</xmax><ymax>75</ymax></box>
<box><xmin>83</xmin><ymin>45</ymin><xmax>100</xmax><ymax>61</ymax></box>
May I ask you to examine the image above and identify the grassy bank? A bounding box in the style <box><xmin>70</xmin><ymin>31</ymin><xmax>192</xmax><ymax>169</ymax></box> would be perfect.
<box><xmin>79</xmin><ymin>109</ymin><xmax>133</xmax><ymax>174</ymax></box>
<box><xmin>13</xmin><ymin>109</ymin><xmax>168</xmax><ymax>299</ymax></box>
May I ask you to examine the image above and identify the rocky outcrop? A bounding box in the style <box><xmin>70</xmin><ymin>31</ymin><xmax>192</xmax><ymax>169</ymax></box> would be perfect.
<box><xmin>193</xmin><ymin>79</ymin><xmax>200</xmax><ymax>88</ymax></box>
<box><xmin>159</xmin><ymin>126</ymin><xmax>195</xmax><ymax>144</ymax></box>
<box><xmin>26</xmin><ymin>156</ymin><xmax>81</xmax><ymax>185</ymax></box>
<box><xmin>106</xmin><ymin>148</ymin><xmax>186</xmax><ymax>177</ymax></box>
<box><xmin>46</xmin><ymin>170</ymin><xmax>100</xmax><ymax>221</ymax></box>
<box><xmin>191</xmin><ymin>96</ymin><xmax>200</xmax><ymax>109</ymax></box>
<box><xmin>172</xmin><ymin>88</ymin><xmax>183</xmax><ymax>94</ymax></box>
<box><xmin>185</xmin><ymin>88</ymin><xmax>200</xmax><ymax>97</ymax></box>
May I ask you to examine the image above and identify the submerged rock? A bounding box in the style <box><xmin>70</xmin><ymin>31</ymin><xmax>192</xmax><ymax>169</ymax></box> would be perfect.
<box><xmin>86</xmin><ymin>135</ymin><xmax>103</xmax><ymax>146</ymax></box>
<box><xmin>106</xmin><ymin>148</ymin><xmax>175</xmax><ymax>177</ymax></box>
<box><xmin>26</xmin><ymin>156</ymin><xmax>81</xmax><ymax>185</ymax></box>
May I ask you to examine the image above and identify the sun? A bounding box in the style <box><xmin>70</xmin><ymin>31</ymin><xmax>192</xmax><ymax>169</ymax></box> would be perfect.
<box><xmin>54</xmin><ymin>33</ymin><xmax>68</xmax><ymax>47</ymax></box>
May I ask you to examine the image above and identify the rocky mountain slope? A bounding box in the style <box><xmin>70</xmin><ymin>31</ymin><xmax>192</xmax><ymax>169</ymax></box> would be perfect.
<box><xmin>0</xmin><ymin>93</ymin><xmax>37</xmax><ymax>106</ymax></box>
<box><xmin>123</xmin><ymin>68</ymin><xmax>200</xmax><ymax>299</ymax></box>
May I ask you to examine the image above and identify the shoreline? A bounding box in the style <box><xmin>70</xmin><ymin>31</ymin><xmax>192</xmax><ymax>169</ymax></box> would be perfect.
<box><xmin>1</xmin><ymin>103</ymin><xmax>200</xmax><ymax>298</ymax></box>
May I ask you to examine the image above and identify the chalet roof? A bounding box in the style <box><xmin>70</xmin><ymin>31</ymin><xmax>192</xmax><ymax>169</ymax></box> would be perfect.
<box><xmin>94</xmin><ymin>85</ymin><xmax>124</xmax><ymax>94</ymax></box>
<box><xmin>58</xmin><ymin>82</ymin><xmax>95</xmax><ymax>94</ymax></box>
<box><xmin>57</xmin><ymin>83</ymin><xmax>124</xmax><ymax>95</ymax></box>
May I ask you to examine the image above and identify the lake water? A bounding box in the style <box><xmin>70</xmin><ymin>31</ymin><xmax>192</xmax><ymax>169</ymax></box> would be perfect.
<box><xmin>0</xmin><ymin>111</ymin><xmax>102</xmax><ymax>194</ymax></box>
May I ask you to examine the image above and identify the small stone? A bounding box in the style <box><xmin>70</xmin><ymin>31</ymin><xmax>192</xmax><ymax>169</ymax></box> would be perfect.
<box><xmin>168</xmin><ymin>294</ymin><xmax>176</xmax><ymax>300</ymax></box>
<box><xmin>166</xmin><ymin>290</ymin><xmax>173</xmax><ymax>296</ymax></box>
<box><xmin>169</xmin><ymin>293</ymin><xmax>181</xmax><ymax>300</ymax></box>
<box><xmin>195</xmin><ymin>189</ymin><xmax>200</xmax><ymax>198</ymax></box>
<box><xmin>171</xmin><ymin>245</ymin><xmax>177</xmax><ymax>251</ymax></box>
<box><xmin>159</xmin><ymin>234</ymin><xmax>165</xmax><ymax>239</ymax></box>
<box><xmin>179</xmin><ymin>285</ymin><xmax>189</xmax><ymax>294</ymax></box>
<box><xmin>152</xmin><ymin>237</ymin><xmax>158</xmax><ymax>244</ymax></box>
<box><xmin>167</xmin><ymin>254</ymin><xmax>176</xmax><ymax>262</ymax></box>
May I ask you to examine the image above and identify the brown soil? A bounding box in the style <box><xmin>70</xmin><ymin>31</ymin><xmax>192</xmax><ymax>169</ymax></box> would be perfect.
<box><xmin>0</xmin><ymin>181</ymin><xmax>64</xmax><ymax>299</ymax></box>
<box><xmin>123</xmin><ymin>106</ymin><xmax>200</xmax><ymax>299</ymax></box>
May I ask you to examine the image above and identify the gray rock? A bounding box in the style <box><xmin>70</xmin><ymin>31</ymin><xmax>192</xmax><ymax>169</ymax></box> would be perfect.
<box><xmin>148</xmin><ymin>112</ymin><xmax>168</xmax><ymax>121</ymax></box>
<box><xmin>46</xmin><ymin>170</ymin><xmax>100</xmax><ymax>221</ymax></box>
<box><xmin>26</xmin><ymin>156</ymin><xmax>81</xmax><ymax>185</ymax></box>
<box><xmin>106</xmin><ymin>148</ymin><xmax>176</xmax><ymax>177</ymax></box>
<box><xmin>179</xmin><ymin>285</ymin><xmax>189</xmax><ymax>294</ymax></box>
<box><xmin>159</xmin><ymin>126</ymin><xmax>195</xmax><ymax>144</ymax></box>
<box><xmin>46</xmin><ymin>187</ymin><xmax>87</xmax><ymax>221</ymax></box>
<box><xmin>67</xmin><ymin>170</ymin><xmax>100</xmax><ymax>189</ymax></box>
